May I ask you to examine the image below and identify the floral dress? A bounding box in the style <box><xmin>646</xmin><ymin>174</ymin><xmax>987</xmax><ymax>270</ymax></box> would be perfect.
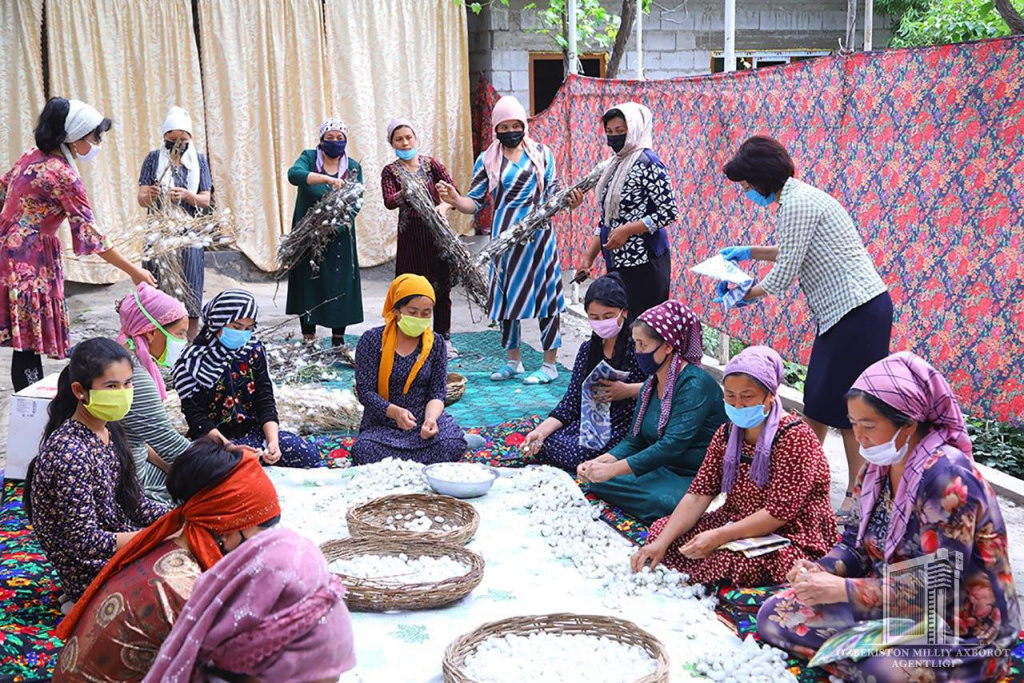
<box><xmin>0</xmin><ymin>149</ymin><xmax>111</xmax><ymax>358</ymax></box>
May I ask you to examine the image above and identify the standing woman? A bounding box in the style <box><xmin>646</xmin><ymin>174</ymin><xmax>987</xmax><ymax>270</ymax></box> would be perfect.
<box><xmin>717</xmin><ymin>136</ymin><xmax>892</xmax><ymax>521</ymax></box>
<box><xmin>136</xmin><ymin>106</ymin><xmax>213</xmax><ymax>340</ymax></box>
<box><xmin>439</xmin><ymin>96</ymin><xmax>565</xmax><ymax>385</ymax></box>
<box><xmin>286</xmin><ymin>118</ymin><xmax>364</xmax><ymax>348</ymax></box>
<box><xmin>0</xmin><ymin>97</ymin><xmax>155</xmax><ymax>391</ymax></box>
<box><xmin>381</xmin><ymin>119</ymin><xmax>459</xmax><ymax>355</ymax></box>
<box><xmin>569</xmin><ymin>102</ymin><xmax>679</xmax><ymax>319</ymax></box>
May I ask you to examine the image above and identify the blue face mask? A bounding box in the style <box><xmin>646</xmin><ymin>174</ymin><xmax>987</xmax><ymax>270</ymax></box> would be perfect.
<box><xmin>725</xmin><ymin>402</ymin><xmax>769</xmax><ymax>429</ymax></box>
<box><xmin>219</xmin><ymin>327</ymin><xmax>253</xmax><ymax>350</ymax></box>
<box><xmin>395</xmin><ymin>148</ymin><xmax>417</xmax><ymax>161</ymax></box>
<box><xmin>744</xmin><ymin>188</ymin><xmax>776</xmax><ymax>207</ymax></box>
<box><xmin>320</xmin><ymin>139</ymin><xmax>346</xmax><ymax>158</ymax></box>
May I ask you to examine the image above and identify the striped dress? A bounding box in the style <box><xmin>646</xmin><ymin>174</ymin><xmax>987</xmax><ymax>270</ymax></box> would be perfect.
<box><xmin>467</xmin><ymin>145</ymin><xmax>564</xmax><ymax>321</ymax></box>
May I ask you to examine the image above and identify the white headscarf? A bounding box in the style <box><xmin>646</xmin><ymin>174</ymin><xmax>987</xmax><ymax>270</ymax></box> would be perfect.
<box><xmin>155</xmin><ymin>106</ymin><xmax>201</xmax><ymax>194</ymax></box>
<box><xmin>60</xmin><ymin>99</ymin><xmax>104</xmax><ymax>170</ymax></box>
<box><xmin>594</xmin><ymin>102</ymin><xmax>655</xmax><ymax>224</ymax></box>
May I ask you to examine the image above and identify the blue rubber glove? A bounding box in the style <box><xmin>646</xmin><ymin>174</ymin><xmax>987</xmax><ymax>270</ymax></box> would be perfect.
<box><xmin>720</xmin><ymin>245</ymin><xmax>752</xmax><ymax>263</ymax></box>
<box><xmin>713</xmin><ymin>280</ymin><xmax>730</xmax><ymax>303</ymax></box>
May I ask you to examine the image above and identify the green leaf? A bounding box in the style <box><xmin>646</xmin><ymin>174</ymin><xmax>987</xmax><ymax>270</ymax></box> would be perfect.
<box><xmin>470</xmin><ymin>2</ymin><xmax>482</xmax><ymax>14</ymax></box>
<box><xmin>390</xmin><ymin>624</ymin><xmax>430</xmax><ymax>644</ymax></box>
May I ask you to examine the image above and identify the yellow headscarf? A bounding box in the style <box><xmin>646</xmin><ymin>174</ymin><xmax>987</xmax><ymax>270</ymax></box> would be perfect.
<box><xmin>378</xmin><ymin>274</ymin><xmax>436</xmax><ymax>400</ymax></box>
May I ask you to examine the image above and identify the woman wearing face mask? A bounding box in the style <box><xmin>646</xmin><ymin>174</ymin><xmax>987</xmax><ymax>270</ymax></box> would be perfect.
<box><xmin>438</xmin><ymin>95</ymin><xmax>565</xmax><ymax>385</ymax></box>
<box><xmin>630</xmin><ymin>346</ymin><xmax>835</xmax><ymax>585</ymax></box>
<box><xmin>568</xmin><ymin>103</ymin><xmax>678</xmax><ymax>320</ymax></box>
<box><xmin>136</xmin><ymin>106</ymin><xmax>214</xmax><ymax>340</ymax></box>
<box><xmin>53</xmin><ymin>439</ymin><xmax>281</xmax><ymax>682</ymax></box>
<box><xmin>26</xmin><ymin>338</ymin><xmax>169</xmax><ymax>606</ymax></box>
<box><xmin>173</xmin><ymin>289</ymin><xmax>320</xmax><ymax>468</ymax></box>
<box><xmin>351</xmin><ymin>274</ymin><xmax>467</xmax><ymax>466</ymax></box>
<box><xmin>758</xmin><ymin>352</ymin><xmax>1020</xmax><ymax>682</ymax></box>
<box><xmin>578</xmin><ymin>301</ymin><xmax>727</xmax><ymax>523</ymax></box>
<box><xmin>716</xmin><ymin>136</ymin><xmax>892</xmax><ymax>525</ymax></box>
<box><xmin>1</xmin><ymin>97</ymin><xmax>156</xmax><ymax>393</ymax></box>
<box><xmin>380</xmin><ymin>119</ymin><xmax>460</xmax><ymax>355</ymax></box>
<box><xmin>521</xmin><ymin>274</ymin><xmax>644</xmax><ymax>472</ymax></box>
<box><xmin>286</xmin><ymin>118</ymin><xmax>364</xmax><ymax>349</ymax></box>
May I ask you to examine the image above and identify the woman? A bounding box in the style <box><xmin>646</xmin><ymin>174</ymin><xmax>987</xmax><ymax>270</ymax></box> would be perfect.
<box><xmin>521</xmin><ymin>273</ymin><xmax>644</xmax><ymax>472</ymax></box>
<box><xmin>569</xmin><ymin>103</ymin><xmax>678</xmax><ymax>319</ymax></box>
<box><xmin>173</xmin><ymin>289</ymin><xmax>320</xmax><ymax>468</ymax></box>
<box><xmin>351</xmin><ymin>274</ymin><xmax>467</xmax><ymax>465</ymax></box>
<box><xmin>1</xmin><ymin>97</ymin><xmax>155</xmax><ymax>392</ymax></box>
<box><xmin>27</xmin><ymin>338</ymin><xmax>168</xmax><ymax>604</ymax></box>
<box><xmin>717</xmin><ymin>135</ymin><xmax>892</xmax><ymax>521</ymax></box>
<box><xmin>286</xmin><ymin>117</ymin><xmax>363</xmax><ymax>348</ymax></box>
<box><xmin>631</xmin><ymin>346</ymin><xmax>835</xmax><ymax>586</ymax></box>
<box><xmin>381</xmin><ymin>118</ymin><xmax>459</xmax><ymax>355</ymax></box>
<box><xmin>116</xmin><ymin>283</ymin><xmax>192</xmax><ymax>504</ymax></box>
<box><xmin>439</xmin><ymin>95</ymin><xmax>564</xmax><ymax>385</ymax></box>
<box><xmin>758</xmin><ymin>352</ymin><xmax>1021</xmax><ymax>681</ymax></box>
<box><xmin>53</xmin><ymin>440</ymin><xmax>281</xmax><ymax>682</ymax></box>
<box><xmin>578</xmin><ymin>301</ymin><xmax>727</xmax><ymax>523</ymax></box>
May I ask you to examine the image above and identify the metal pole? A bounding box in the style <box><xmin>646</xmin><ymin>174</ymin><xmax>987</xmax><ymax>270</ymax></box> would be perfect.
<box><xmin>567</xmin><ymin>0</ymin><xmax>579</xmax><ymax>74</ymax></box>
<box><xmin>864</xmin><ymin>0</ymin><xmax>874</xmax><ymax>51</ymax></box>
<box><xmin>719</xmin><ymin>0</ymin><xmax>737</xmax><ymax>364</ymax></box>
<box><xmin>636</xmin><ymin>0</ymin><xmax>644</xmax><ymax>79</ymax></box>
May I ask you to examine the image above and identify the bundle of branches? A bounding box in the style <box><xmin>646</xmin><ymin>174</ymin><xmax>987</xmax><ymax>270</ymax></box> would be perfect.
<box><xmin>394</xmin><ymin>165</ymin><xmax>490</xmax><ymax>310</ymax></box>
<box><xmin>264</xmin><ymin>336</ymin><xmax>355</xmax><ymax>385</ymax></box>
<box><xmin>273</xmin><ymin>180</ymin><xmax>364</xmax><ymax>279</ymax></box>
<box><xmin>476</xmin><ymin>157</ymin><xmax>612</xmax><ymax>268</ymax></box>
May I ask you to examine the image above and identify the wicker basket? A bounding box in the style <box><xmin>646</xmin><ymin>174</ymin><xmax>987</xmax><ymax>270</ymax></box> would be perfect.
<box><xmin>347</xmin><ymin>493</ymin><xmax>480</xmax><ymax>545</ymax></box>
<box><xmin>320</xmin><ymin>537</ymin><xmax>484</xmax><ymax>611</ymax></box>
<box><xmin>352</xmin><ymin>371</ymin><xmax>467</xmax><ymax>406</ymax></box>
<box><xmin>442</xmin><ymin>613</ymin><xmax>670</xmax><ymax>683</ymax></box>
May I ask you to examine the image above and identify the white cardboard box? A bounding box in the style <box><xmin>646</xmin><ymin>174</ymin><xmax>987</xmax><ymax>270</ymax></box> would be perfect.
<box><xmin>4</xmin><ymin>373</ymin><xmax>61</xmax><ymax>480</ymax></box>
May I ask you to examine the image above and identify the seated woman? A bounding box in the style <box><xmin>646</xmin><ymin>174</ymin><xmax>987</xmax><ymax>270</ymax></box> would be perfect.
<box><xmin>53</xmin><ymin>439</ymin><xmax>281</xmax><ymax>681</ymax></box>
<box><xmin>27</xmin><ymin>338</ymin><xmax>168</xmax><ymax>605</ymax></box>
<box><xmin>758</xmin><ymin>352</ymin><xmax>1021</xmax><ymax>681</ymax></box>
<box><xmin>116</xmin><ymin>283</ymin><xmax>192</xmax><ymax>504</ymax></box>
<box><xmin>578</xmin><ymin>301</ymin><xmax>726</xmax><ymax>523</ymax></box>
<box><xmin>144</xmin><ymin>527</ymin><xmax>354</xmax><ymax>682</ymax></box>
<box><xmin>521</xmin><ymin>273</ymin><xmax>644</xmax><ymax>471</ymax></box>
<box><xmin>352</xmin><ymin>274</ymin><xmax>467</xmax><ymax>465</ymax></box>
<box><xmin>172</xmin><ymin>289</ymin><xmax>320</xmax><ymax>468</ymax></box>
<box><xmin>630</xmin><ymin>346</ymin><xmax>836</xmax><ymax>586</ymax></box>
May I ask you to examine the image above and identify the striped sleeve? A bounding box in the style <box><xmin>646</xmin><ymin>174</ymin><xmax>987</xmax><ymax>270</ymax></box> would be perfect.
<box><xmin>121</xmin><ymin>361</ymin><xmax>191</xmax><ymax>464</ymax></box>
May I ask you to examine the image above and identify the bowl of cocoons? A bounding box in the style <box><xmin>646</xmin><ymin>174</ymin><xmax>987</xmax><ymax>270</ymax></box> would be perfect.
<box><xmin>442</xmin><ymin>613</ymin><xmax>669</xmax><ymax>683</ymax></box>
<box><xmin>321</xmin><ymin>537</ymin><xmax>485</xmax><ymax>611</ymax></box>
<box><xmin>347</xmin><ymin>493</ymin><xmax>481</xmax><ymax>545</ymax></box>
<box><xmin>423</xmin><ymin>462</ymin><xmax>499</xmax><ymax>498</ymax></box>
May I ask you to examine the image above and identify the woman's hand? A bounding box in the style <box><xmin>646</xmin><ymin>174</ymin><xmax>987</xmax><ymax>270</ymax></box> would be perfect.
<box><xmin>792</xmin><ymin>571</ymin><xmax>848</xmax><ymax>606</ymax></box>
<box><xmin>680</xmin><ymin>529</ymin><xmax>723</xmax><ymax>559</ymax></box>
<box><xmin>521</xmin><ymin>429</ymin><xmax>545</xmax><ymax>456</ymax></box>
<box><xmin>630</xmin><ymin>539</ymin><xmax>667</xmax><ymax>572</ymax></box>
<box><xmin>786</xmin><ymin>558</ymin><xmax>823</xmax><ymax>584</ymax></box>
<box><xmin>327</xmin><ymin>176</ymin><xmax>346</xmax><ymax>191</ymax></box>
<box><xmin>436</xmin><ymin>181</ymin><xmax>460</xmax><ymax>204</ymax></box>
<box><xmin>435</xmin><ymin>202</ymin><xmax>452</xmax><ymax>219</ymax></box>
<box><xmin>567</xmin><ymin>188</ymin><xmax>584</xmax><ymax>209</ymax></box>
<box><xmin>169</xmin><ymin>187</ymin><xmax>195</xmax><ymax>206</ymax></box>
<box><xmin>263</xmin><ymin>438</ymin><xmax>282</xmax><ymax>465</ymax></box>
<box><xmin>595</xmin><ymin>379</ymin><xmax>632</xmax><ymax>403</ymax></box>
<box><xmin>387</xmin><ymin>405</ymin><xmax>418</xmax><ymax>431</ymax></box>
<box><xmin>130</xmin><ymin>265</ymin><xmax>157</xmax><ymax>287</ymax></box>
<box><xmin>593</xmin><ymin>453</ymin><xmax>617</xmax><ymax>464</ymax></box>
<box><xmin>420</xmin><ymin>417</ymin><xmax>439</xmax><ymax>440</ymax></box>
<box><xmin>602</xmin><ymin>225</ymin><xmax>631</xmax><ymax>251</ymax></box>
<box><xmin>573</xmin><ymin>259</ymin><xmax>593</xmax><ymax>284</ymax></box>
<box><xmin>580</xmin><ymin>459</ymin><xmax>619</xmax><ymax>484</ymax></box>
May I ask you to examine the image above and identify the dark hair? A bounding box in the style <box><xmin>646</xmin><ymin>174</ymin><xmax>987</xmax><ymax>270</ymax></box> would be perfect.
<box><xmin>724</xmin><ymin>372</ymin><xmax>770</xmax><ymax>394</ymax></box>
<box><xmin>389</xmin><ymin>125</ymin><xmax>413</xmax><ymax>143</ymax></box>
<box><xmin>845</xmin><ymin>388</ymin><xmax>930</xmax><ymax>437</ymax></box>
<box><xmin>630</xmin><ymin>319</ymin><xmax>665</xmax><ymax>346</ymax></box>
<box><xmin>722</xmin><ymin>135</ymin><xmax>796</xmax><ymax>195</ymax></box>
<box><xmin>166</xmin><ymin>437</ymin><xmax>244</xmax><ymax>504</ymax></box>
<box><xmin>601</xmin><ymin>108</ymin><xmax>626</xmax><ymax>127</ymax></box>
<box><xmin>583</xmin><ymin>294</ymin><xmax>629</xmax><ymax>375</ymax></box>
<box><xmin>34</xmin><ymin>97</ymin><xmax>70</xmax><ymax>153</ymax></box>
<box><xmin>393</xmin><ymin>293</ymin><xmax>430</xmax><ymax>311</ymax></box>
<box><xmin>90</xmin><ymin>117</ymin><xmax>113</xmax><ymax>144</ymax></box>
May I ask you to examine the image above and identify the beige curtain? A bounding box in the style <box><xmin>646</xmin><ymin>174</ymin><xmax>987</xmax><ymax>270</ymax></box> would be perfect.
<box><xmin>199</xmin><ymin>0</ymin><xmax>329</xmax><ymax>271</ymax></box>
<box><xmin>46</xmin><ymin>0</ymin><xmax>206</xmax><ymax>283</ymax></box>
<box><xmin>324</xmin><ymin>0</ymin><xmax>474</xmax><ymax>267</ymax></box>
<box><xmin>0</xmin><ymin>0</ymin><xmax>45</xmax><ymax>171</ymax></box>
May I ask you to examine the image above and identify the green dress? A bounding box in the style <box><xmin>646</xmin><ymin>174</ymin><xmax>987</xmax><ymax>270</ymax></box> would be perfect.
<box><xmin>588</xmin><ymin>363</ymin><xmax>728</xmax><ymax>523</ymax></box>
<box><xmin>285</xmin><ymin>149</ymin><xmax>364</xmax><ymax>329</ymax></box>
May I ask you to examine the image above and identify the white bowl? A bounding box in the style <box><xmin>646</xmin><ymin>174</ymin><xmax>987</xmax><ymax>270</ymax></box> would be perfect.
<box><xmin>422</xmin><ymin>463</ymin><xmax>499</xmax><ymax>498</ymax></box>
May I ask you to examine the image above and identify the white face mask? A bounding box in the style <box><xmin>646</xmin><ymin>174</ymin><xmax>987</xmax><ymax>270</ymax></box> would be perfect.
<box><xmin>859</xmin><ymin>427</ymin><xmax>910</xmax><ymax>466</ymax></box>
<box><xmin>76</xmin><ymin>140</ymin><xmax>100</xmax><ymax>163</ymax></box>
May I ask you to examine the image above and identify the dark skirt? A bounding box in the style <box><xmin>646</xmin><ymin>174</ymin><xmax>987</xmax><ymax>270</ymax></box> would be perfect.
<box><xmin>803</xmin><ymin>292</ymin><xmax>893</xmax><ymax>429</ymax></box>
<box><xmin>613</xmin><ymin>250</ymin><xmax>671</xmax><ymax>322</ymax></box>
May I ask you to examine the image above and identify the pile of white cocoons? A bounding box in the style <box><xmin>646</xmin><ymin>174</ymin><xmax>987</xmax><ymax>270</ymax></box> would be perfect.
<box><xmin>384</xmin><ymin>510</ymin><xmax>454</xmax><ymax>533</ymax></box>
<box><xmin>428</xmin><ymin>463</ymin><xmax>495</xmax><ymax>483</ymax></box>
<box><xmin>329</xmin><ymin>553</ymin><xmax>469</xmax><ymax>583</ymax></box>
<box><xmin>692</xmin><ymin>635</ymin><xmax>797</xmax><ymax>682</ymax></box>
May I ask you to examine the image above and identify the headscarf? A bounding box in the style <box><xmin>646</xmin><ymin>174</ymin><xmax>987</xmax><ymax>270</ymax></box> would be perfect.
<box><xmin>851</xmin><ymin>352</ymin><xmax>973</xmax><ymax>562</ymax></box>
<box><xmin>315</xmin><ymin>117</ymin><xmax>349</xmax><ymax>177</ymax></box>
<box><xmin>378</xmin><ymin>274</ymin><xmax>436</xmax><ymax>400</ymax></box>
<box><xmin>721</xmin><ymin>346</ymin><xmax>785</xmax><ymax>493</ymax></box>
<box><xmin>173</xmin><ymin>289</ymin><xmax>259</xmax><ymax>400</ymax></box>
<box><xmin>482</xmin><ymin>95</ymin><xmax>547</xmax><ymax>197</ymax></box>
<box><xmin>142</xmin><ymin>528</ymin><xmax>353</xmax><ymax>683</ymax></box>
<box><xmin>60</xmin><ymin>99</ymin><xmax>104</xmax><ymax>169</ymax></box>
<box><xmin>116</xmin><ymin>283</ymin><xmax>188</xmax><ymax>400</ymax></box>
<box><xmin>594</xmin><ymin>102</ymin><xmax>656</xmax><ymax>224</ymax></box>
<box><xmin>57</xmin><ymin>452</ymin><xmax>280</xmax><ymax>640</ymax></box>
<box><xmin>155</xmin><ymin>106</ymin><xmax>201</xmax><ymax>195</ymax></box>
<box><xmin>387</xmin><ymin>118</ymin><xmax>416</xmax><ymax>144</ymax></box>
<box><xmin>632</xmin><ymin>301</ymin><xmax>703</xmax><ymax>437</ymax></box>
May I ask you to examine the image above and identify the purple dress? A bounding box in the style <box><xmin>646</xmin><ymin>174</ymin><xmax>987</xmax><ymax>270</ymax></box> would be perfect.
<box><xmin>351</xmin><ymin>327</ymin><xmax>466</xmax><ymax>465</ymax></box>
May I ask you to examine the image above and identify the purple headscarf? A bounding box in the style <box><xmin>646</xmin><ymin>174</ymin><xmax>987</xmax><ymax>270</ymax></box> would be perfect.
<box><xmin>721</xmin><ymin>346</ymin><xmax>785</xmax><ymax>493</ymax></box>
<box><xmin>632</xmin><ymin>301</ymin><xmax>703</xmax><ymax>437</ymax></box>
<box><xmin>315</xmin><ymin>117</ymin><xmax>349</xmax><ymax>177</ymax></box>
<box><xmin>851</xmin><ymin>352</ymin><xmax>973</xmax><ymax>562</ymax></box>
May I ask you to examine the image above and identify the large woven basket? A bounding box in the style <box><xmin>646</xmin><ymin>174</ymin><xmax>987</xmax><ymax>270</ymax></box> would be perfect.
<box><xmin>321</xmin><ymin>537</ymin><xmax>484</xmax><ymax>611</ymax></box>
<box><xmin>347</xmin><ymin>493</ymin><xmax>480</xmax><ymax>545</ymax></box>
<box><xmin>352</xmin><ymin>371</ymin><xmax>466</xmax><ymax>406</ymax></box>
<box><xmin>442</xmin><ymin>613</ymin><xmax>670</xmax><ymax>683</ymax></box>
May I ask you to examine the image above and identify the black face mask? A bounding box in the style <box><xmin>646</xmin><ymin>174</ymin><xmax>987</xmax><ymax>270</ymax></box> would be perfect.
<box><xmin>607</xmin><ymin>134</ymin><xmax>627</xmax><ymax>153</ymax></box>
<box><xmin>496</xmin><ymin>130</ymin><xmax>525</xmax><ymax>149</ymax></box>
<box><xmin>165</xmin><ymin>139</ymin><xmax>190</xmax><ymax>153</ymax></box>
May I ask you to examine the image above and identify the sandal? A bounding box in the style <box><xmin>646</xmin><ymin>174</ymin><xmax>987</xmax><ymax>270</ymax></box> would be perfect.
<box><xmin>522</xmin><ymin>369</ymin><xmax>557</xmax><ymax>385</ymax></box>
<box><xmin>835</xmin><ymin>492</ymin><xmax>856</xmax><ymax>526</ymax></box>
<box><xmin>490</xmin><ymin>363</ymin><xmax>522</xmax><ymax>382</ymax></box>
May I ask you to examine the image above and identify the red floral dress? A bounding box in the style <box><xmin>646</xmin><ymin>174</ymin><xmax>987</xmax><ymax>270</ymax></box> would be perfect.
<box><xmin>0</xmin><ymin>149</ymin><xmax>110</xmax><ymax>358</ymax></box>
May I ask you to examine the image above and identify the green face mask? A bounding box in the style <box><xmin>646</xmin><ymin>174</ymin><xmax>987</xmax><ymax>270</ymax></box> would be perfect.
<box><xmin>130</xmin><ymin>290</ymin><xmax>188</xmax><ymax>368</ymax></box>
<box><xmin>83</xmin><ymin>388</ymin><xmax>135</xmax><ymax>422</ymax></box>
<box><xmin>397</xmin><ymin>315</ymin><xmax>432</xmax><ymax>337</ymax></box>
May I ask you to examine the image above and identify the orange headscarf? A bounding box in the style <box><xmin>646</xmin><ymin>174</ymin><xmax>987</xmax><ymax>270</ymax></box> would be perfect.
<box><xmin>57</xmin><ymin>452</ymin><xmax>280</xmax><ymax>640</ymax></box>
<box><xmin>377</xmin><ymin>274</ymin><xmax>436</xmax><ymax>400</ymax></box>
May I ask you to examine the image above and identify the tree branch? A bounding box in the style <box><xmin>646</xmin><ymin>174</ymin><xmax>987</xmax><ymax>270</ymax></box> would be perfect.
<box><xmin>607</xmin><ymin>0</ymin><xmax>636</xmax><ymax>79</ymax></box>
<box><xmin>995</xmin><ymin>0</ymin><xmax>1024</xmax><ymax>34</ymax></box>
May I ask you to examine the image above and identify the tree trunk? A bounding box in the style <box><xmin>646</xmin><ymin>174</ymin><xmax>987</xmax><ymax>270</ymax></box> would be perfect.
<box><xmin>606</xmin><ymin>0</ymin><xmax>636</xmax><ymax>79</ymax></box>
<box><xmin>995</xmin><ymin>0</ymin><xmax>1024</xmax><ymax>34</ymax></box>
<box><xmin>841</xmin><ymin>0</ymin><xmax>858</xmax><ymax>53</ymax></box>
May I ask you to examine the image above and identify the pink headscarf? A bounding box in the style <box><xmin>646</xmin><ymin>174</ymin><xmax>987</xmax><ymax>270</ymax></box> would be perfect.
<box><xmin>116</xmin><ymin>283</ymin><xmax>188</xmax><ymax>400</ymax></box>
<box><xmin>632</xmin><ymin>301</ymin><xmax>703</xmax><ymax>437</ymax></box>
<box><xmin>482</xmin><ymin>95</ymin><xmax>547</xmax><ymax>196</ymax></box>
<box><xmin>721</xmin><ymin>346</ymin><xmax>785</xmax><ymax>493</ymax></box>
<box><xmin>851</xmin><ymin>352</ymin><xmax>973</xmax><ymax>561</ymax></box>
<box><xmin>142</xmin><ymin>527</ymin><xmax>354</xmax><ymax>683</ymax></box>
<box><xmin>387</xmin><ymin>117</ymin><xmax>415</xmax><ymax>143</ymax></box>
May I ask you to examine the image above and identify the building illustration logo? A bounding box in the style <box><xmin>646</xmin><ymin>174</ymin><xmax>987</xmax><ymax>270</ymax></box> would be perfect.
<box><xmin>883</xmin><ymin>548</ymin><xmax>964</xmax><ymax>647</ymax></box>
